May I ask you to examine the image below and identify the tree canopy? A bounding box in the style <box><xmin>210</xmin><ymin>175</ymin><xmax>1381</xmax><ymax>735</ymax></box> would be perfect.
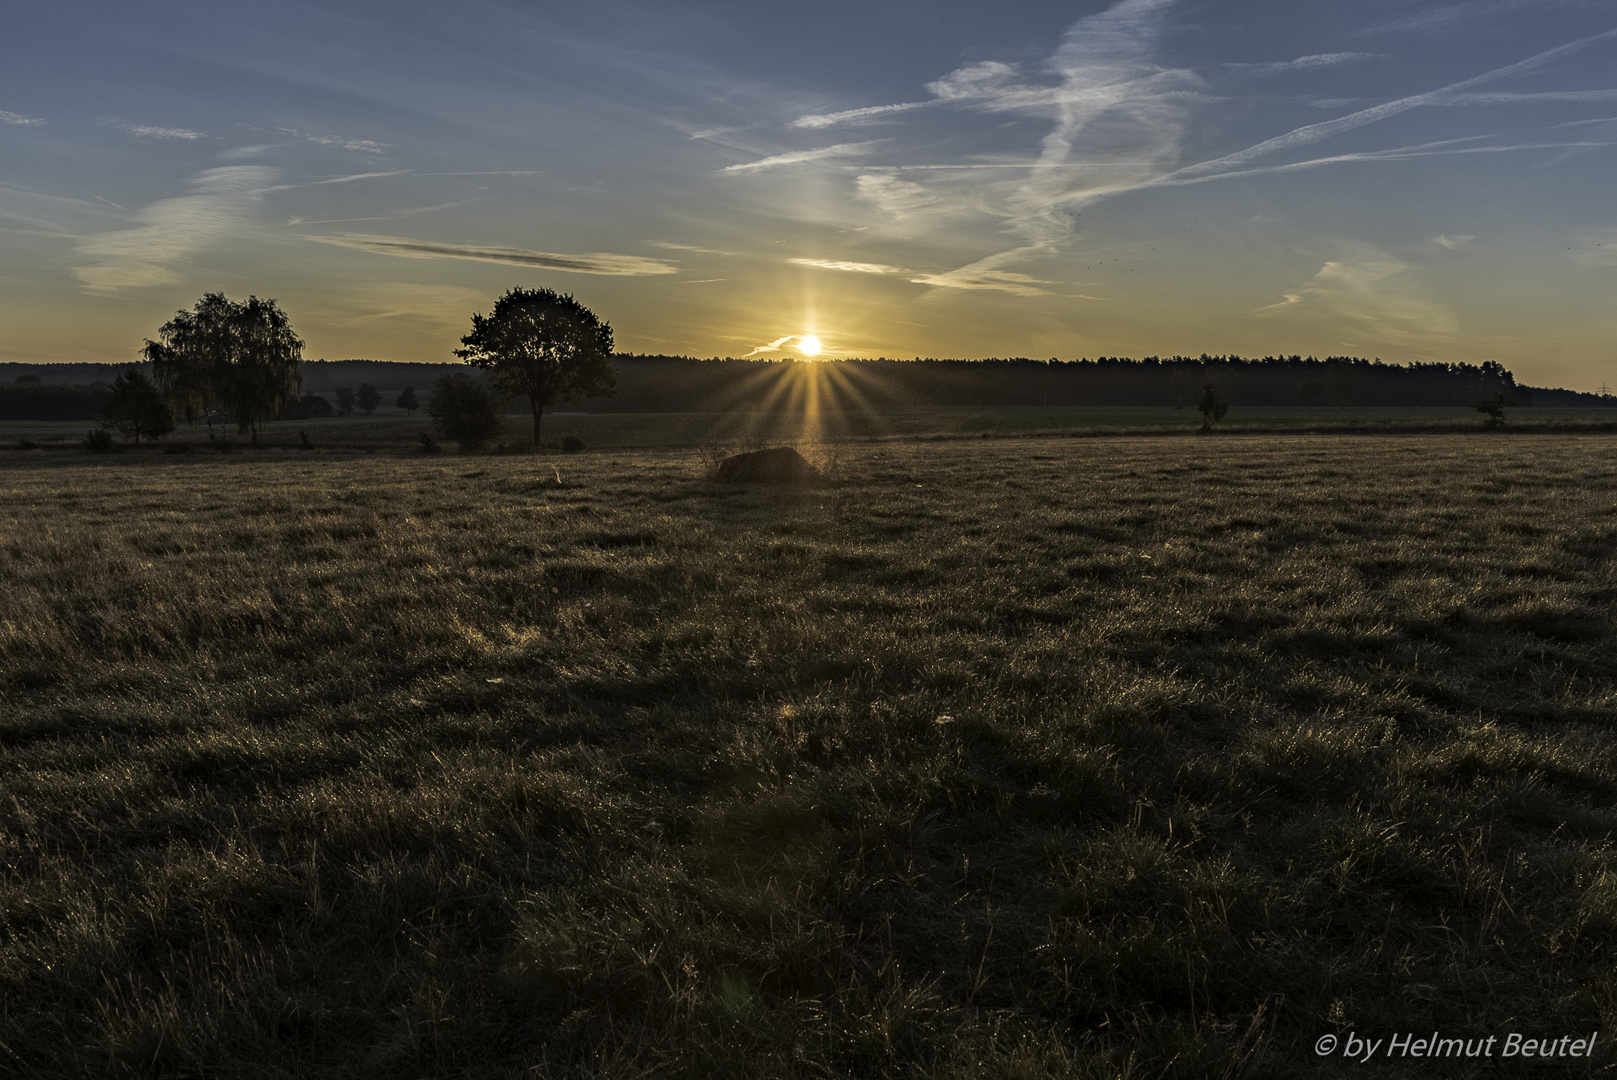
<box><xmin>141</xmin><ymin>293</ymin><xmax>303</xmax><ymax>443</ymax></box>
<box><xmin>454</xmin><ymin>287</ymin><xmax>617</xmax><ymax>443</ymax></box>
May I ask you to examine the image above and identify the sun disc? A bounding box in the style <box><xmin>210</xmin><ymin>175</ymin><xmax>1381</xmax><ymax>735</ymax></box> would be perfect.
<box><xmin>799</xmin><ymin>335</ymin><xmax>821</xmax><ymax>356</ymax></box>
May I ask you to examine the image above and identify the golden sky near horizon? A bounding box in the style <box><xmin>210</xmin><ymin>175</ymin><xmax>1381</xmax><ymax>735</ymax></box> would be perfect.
<box><xmin>3</xmin><ymin>1</ymin><xmax>1617</xmax><ymax>389</ymax></box>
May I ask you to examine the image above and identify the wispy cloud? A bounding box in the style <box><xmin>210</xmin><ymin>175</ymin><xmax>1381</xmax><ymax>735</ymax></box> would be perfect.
<box><xmin>1225</xmin><ymin>52</ymin><xmax>1376</xmax><ymax>76</ymax></box>
<box><xmin>257</xmin><ymin>170</ymin><xmax>411</xmax><ymax>193</ymax></box>
<box><xmin>755</xmin><ymin>0</ymin><xmax>1617</xmax><ymax>317</ymax></box>
<box><xmin>304</xmin><ymin>233</ymin><xmax>680</xmax><ymax>275</ymax></box>
<box><xmin>1163</xmin><ymin>26</ymin><xmax>1617</xmax><ymax>182</ymax></box>
<box><xmin>854</xmin><ymin>174</ymin><xmax>949</xmax><ymax>218</ymax></box>
<box><xmin>789</xmin><ymin>251</ymin><xmax>1068</xmax><ymax>296</ymax></box>
<box><xmin>74</xmin><ymin>166</ymin><xmax>278</xmax><ymax>294</ymax></box>
<box><xmin>0</xmin><ymin>181</ymin><xmax>123</xmax><ymax>236</ymax></box>
<box><xmin>309</xmin><ymin>135</ymin><xmax>385</xmax><ymax>153</ymax></box>
<box><xmin>1442</xmin><ymin>89</ymin><xmax>1617</xmax><ymax>104</ymax></box>
<box><xmin>1</xmin><ymin>109</ymin><xmax>45</xmax><ymax>126</ymax></box>
<box><xmin>413</xmin><ymin>170</ymin><xmax>546</xmax><ymax>177</ymax></box>
<box><xmin>284</xmin><ymin>200</ymin><xmax>476</xmax><ymax>226</ymax></box>
<box><xmin>326</xmin><ymin>281</ymin><xmax>494</xmax><ymax>325</ymax></box>
<box><xmin>788</xmin><ymin>257</ymin><xmax>907</xmax><ymax>274</ymax></box>
<box><xmin>1150</xmin><ymin>135</ymin><xmax>1609</xmax><ymax>187</ymax></box>
<box><xmin>908</xmin><ymin>247</ymin><xmax>1055</xmax><ymax>296</ymax></box>
<box><xmin>791</xmin><ymin>102</ymin><xmax>935</xmax><ymax>130</ymax></box>
<box><xmin>869</xmin><ymin>0</ymin><xmax>1197</xmax><ymax>279</ymax></box>
<box><xmin>277</xmin><ymin>127</ymin><xmax>387</xmax><ymax>153</ymax></box>
<box><xmin>721</xmin><ymin>141</ymin><xmax>884</xmax><ymax>172</ymax></box>
<box><xmin>1435</xmin><ymin>234</ymin><xmax>1477</xmax><ymax>249</ymax></box>
<box><xmin>110</xmin><ymin>122</ymin><xmax>204</xmax><ymax>140</ymax></box>
<box><xmin>1254</xmin><ymin>251</ymin><xmax>1460</xmax><ymax>346</ymax></box>
<box><xmin>742</xmin><ymin>334</ymin><xmax>799</xmax><ymax>356</ymax></box>
<box><xmin>652</xmin><ymin>241</ymin><xmax>729</xmax><ymax>254</ymax></box>
<box><xmin>1354</xmin><ymin>0</ymin><xmax>1593</xmax><ymax>36</ymax></box>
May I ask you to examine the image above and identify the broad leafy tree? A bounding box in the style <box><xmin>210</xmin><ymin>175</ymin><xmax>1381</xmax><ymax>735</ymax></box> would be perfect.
<box><xmin>334</xmin><ymin>387</ymin><xmax>355</xmax><ymax>416</ymax></box>
<box><xmin>141</xmin><ymin>293</ymin><xmax>303</xmax><ymax>443</ymax></box>
<box><xmin>100</xmin><ymin>369</ymin><xmax>175</xmax><ymax>445</ymax></box>
<box><xmin>356</xmin><ymin>383</ymin><xmax>381</xmax><ymax>416</ymax></box>
<box><xmin>395</xmin><ymin>386</ymin><xmax>419</xmax><ymax>414</ymax></box>
<box><xmin>428</xmin><ymin>372</ymin><xmax>508</xmax><ymax>452</ymax></box>
<box><xmin>454</xmin><ymin>287</ymin><xmax>617</xmax><ymax>443</ymax></box>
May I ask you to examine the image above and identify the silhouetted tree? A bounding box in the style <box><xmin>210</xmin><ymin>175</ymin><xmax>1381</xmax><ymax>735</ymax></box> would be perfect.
<box><xmin>1299</xmin><ymin>378</ymin><xmax>1324</xmax><ymax>407</ymax></box>
<box><xmin>100</xmin><ymin>369</ymin><xmax>174</xmax><ymax>445</ymax></box>
<box><xmin>356</xmin><ymin>383</ymin><xmax>381</xmax><ymax>416</ymax></box>
<box><xmin>334</xmin><ymin>387</ymin><xmax>355</xmax><ymax>416</ymax></box>
<box><xmin>1474</xmin><ymin>392</ymin><xmax>1510</xmax><ymax>428</ymax></box>
<box><xmin>454</xmin><ymin>287</ymin><xmax>617</xmax><ymax>444</ymax></box>
<box><xmin>395</xmin><ymin>385</ymin><xmax>419</xmax><ymax>414</ymax></box>
<box><xmin>428</xmin><ymin>372</ymin><xmax>507</xmax><ymax>452</ymax></box>
<box><xmin>1197</xmin><ymin>382</ymin><xmax>1228</xmax><ymax>431</ymax></box>
<box><xmin>142</xmin><ymin>293</ymin><xmax>303</xmax><ymax>443</ymax></box>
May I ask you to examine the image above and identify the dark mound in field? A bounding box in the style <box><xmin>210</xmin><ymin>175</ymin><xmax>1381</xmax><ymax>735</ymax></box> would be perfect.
<box><xmin>715</xmin><ymin>446</ymin><xmax>821</xmax><ymax>484</ymax></box>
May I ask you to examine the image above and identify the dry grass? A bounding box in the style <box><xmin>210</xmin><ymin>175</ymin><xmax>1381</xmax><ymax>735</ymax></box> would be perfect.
<box><xmin>2</xmin><ymin>434</ymin><xmax>1616</xmax><ymax>1077</ymax></box>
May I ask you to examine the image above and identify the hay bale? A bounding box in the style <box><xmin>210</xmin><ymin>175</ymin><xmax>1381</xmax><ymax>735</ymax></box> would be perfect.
<box><xmin>715</xmin><ymin>446</ymin><xmax>821</xmax><ymax>484</ymax></box>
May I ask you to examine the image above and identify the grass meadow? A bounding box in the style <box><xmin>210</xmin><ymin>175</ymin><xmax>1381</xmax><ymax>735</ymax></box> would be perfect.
<box><xmin>3</xmin><ymin>433</ymin><xmax>1617</xmax><ymax>1077</ymax></box>
<box><xmin>7</xmin><ymin>402</ymin><xmax>1617</xmax><ymax>454</ymax></box>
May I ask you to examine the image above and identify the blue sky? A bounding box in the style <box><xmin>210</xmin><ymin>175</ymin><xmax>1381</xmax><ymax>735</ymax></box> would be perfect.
<box><xmin>3</xmin><ymin>0</ymin><xmax>1615</xmax><ymax>389</ymax></box>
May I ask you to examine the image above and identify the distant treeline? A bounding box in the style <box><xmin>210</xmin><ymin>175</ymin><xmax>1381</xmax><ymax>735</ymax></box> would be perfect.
<box><xmin>586</xmin><ymin>354</ymin><xmax>1607</xmax><ymax>411</ymax></box>
<box><xmin>0</xmin><ymin>376</ymin><xmax>111</xmax><ymax>421</ymax></box>
<box><xmin>3</xmin><ymin>354</ymin><xmax>1610</xmax><ymax>421</ymax></box>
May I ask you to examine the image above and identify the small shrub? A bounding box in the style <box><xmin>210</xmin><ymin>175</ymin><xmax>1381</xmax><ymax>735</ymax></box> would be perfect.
<box><xmin>1196</xmin><ymin>382</ymin><xmax>1229</xmax><ymax>432</ymax></box>
<box><xmin>561</xmin><ymin>435</ymin><xmax>585</xmax><ymax>454</ymax></box>
<box><xmin>209</xmin><ymin>431</ymin><xmax>235</xmax><ymax>454</ymax></box>
<box><xmin>100</xmin><ymin>369</ymin><xmax>175</xmax><ymax>445</ymax></box>
<box><xmin>16</xmin><ymin>438</ymin><xmax>37</xmax><ymax>451</ymax></box>
<box><xmin>1474</xmin><ymin>392</ymin><xmax>1510</xmax><ymax>428</ymax></box>
<box><xmin>427</xmin><ymin>372</ymin><xmax>507</xmax><ymax>452</ymax></box>
<box><xmin>298</xmin><ymin>430</ymin><xmax>314</xmax><ymax>450</ymax></box>
<box><xmin>82</xmin><ymin>428</ymin><xmax>115</xmax><ymax>453</ymax></box>
<box><xmin>418</xmin><ymin>433</ymin><xmax>442</xmax><ymax>454</ymax></box>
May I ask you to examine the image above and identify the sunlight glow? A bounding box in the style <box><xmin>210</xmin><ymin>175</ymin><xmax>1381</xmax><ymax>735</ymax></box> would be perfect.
<box><xmin>799</xmin><ymin>335</ymin><xmax>821</xmax><ymax>356</ymax></box>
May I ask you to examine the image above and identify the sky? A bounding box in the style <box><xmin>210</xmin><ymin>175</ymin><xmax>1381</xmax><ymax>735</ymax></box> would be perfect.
<box><xmin>2</xmin><ymin>0</ymin><xmax>1616</xmax><ymax>390</ymax></box>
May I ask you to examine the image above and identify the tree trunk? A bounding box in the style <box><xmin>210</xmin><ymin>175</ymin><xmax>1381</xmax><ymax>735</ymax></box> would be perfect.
<box><xmin>531</xmin><ymin>396</ymin><xmax>543</xmax><ymax>444</ymax></box>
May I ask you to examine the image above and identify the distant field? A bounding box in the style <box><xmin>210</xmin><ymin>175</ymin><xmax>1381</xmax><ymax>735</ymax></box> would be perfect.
<box><xmin>6</xmin><ymin>404</ymin><xmax>1617</xmax><ymax>453</ymax></box>
<box><xmin>3</xmin><ymin>435</ymin><xmax>1617</xmax><ymax>1077</ymax></box>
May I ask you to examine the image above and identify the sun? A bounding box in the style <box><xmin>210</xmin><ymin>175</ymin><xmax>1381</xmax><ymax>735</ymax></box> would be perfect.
<box><xmin>798</xmin><ymin>335</ymin><xmax>821</xmax><ymax>357</ymax></box>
